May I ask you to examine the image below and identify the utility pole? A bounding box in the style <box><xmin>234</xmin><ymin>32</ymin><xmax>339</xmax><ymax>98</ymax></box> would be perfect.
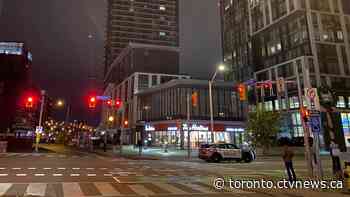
<box><xmin>187</xmin><ymin>92</ymin><xmax>191</xmax><ymax>159</ymax></box>
<box><xmin>35</xmin><ymin>90</ymin><xmax>46</xmax><ymax>153</ymax></box>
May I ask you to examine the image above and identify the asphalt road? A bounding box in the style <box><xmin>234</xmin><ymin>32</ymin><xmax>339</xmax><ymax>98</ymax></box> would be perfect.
<box><xmin>0</xmin><ymin>148</ymin><xmax>347</xmax><ymax>197</ymax></box>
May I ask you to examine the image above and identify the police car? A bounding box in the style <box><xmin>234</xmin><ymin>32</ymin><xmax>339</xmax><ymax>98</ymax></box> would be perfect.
<box><xmin>198</xmin><ymin>143</ymin><xmax>256</xmax><ymax>163</ymax></box>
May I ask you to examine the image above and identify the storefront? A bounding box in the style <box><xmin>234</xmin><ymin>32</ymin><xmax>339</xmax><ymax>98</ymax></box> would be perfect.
<box><xmin>341</xmin><ymin>112</ymin><xmax>350</xmax><ymax>148</ymax></box>
<box><xmin>144</xmin><ymin>121</ymin><xmax>245</xmax><ymax>148</ymax></box>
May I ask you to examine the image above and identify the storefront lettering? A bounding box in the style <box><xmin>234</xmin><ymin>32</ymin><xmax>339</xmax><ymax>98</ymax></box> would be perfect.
<box><xmin>225</xmin><ymin>128</ymin><xmax>245</xmax><ymax>132</ymax></box>
<box><xmin>145</xmin><ymin>125</ymin><xmax>155</xmax><ymax>131</ymax></box>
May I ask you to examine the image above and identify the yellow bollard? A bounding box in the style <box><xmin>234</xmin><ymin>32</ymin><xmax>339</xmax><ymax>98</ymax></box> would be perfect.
<box><xmin>344</xmin><ymin>162</ymin><xmax>350</xmax><ymax>192</ymax></box>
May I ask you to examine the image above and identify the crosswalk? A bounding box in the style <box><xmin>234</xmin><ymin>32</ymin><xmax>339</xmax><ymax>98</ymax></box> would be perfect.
<box><xmin>0</xmin><ymin>182</ymin><xmax>246</xmax><ymax>196</ymax></box>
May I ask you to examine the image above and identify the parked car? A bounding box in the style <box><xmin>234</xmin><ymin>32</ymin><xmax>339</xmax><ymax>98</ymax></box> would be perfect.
<box><xmin>198</xmin><ymin>143</ymin><xmax>256</xmax><ymax>163</ymax></box>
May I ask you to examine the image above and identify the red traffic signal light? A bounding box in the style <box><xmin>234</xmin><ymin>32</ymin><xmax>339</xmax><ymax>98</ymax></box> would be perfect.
<box><xmin>88</xmin><ymin>96</ymin><xmax>97</xmax><ymax>109</ymax></box>
<box><xmin>115</xmin><ymin>99</ymin><xmax>122</xmax><ymax>109</ymax></box>
<box><xmin>26</xmin><ymin>96</ymin><xmax>34</xmax><ymax>108</ymax></box>
<box><xmin>106</xmin><ymin>99</ymin><xmax>112</xmax><ymax>107</ymax></box>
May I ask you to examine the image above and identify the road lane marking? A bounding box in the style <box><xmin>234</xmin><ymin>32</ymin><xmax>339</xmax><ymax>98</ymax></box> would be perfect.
<box><xmin>86</xmin><ymin>168</ymin><xmax>94</xmax><ymax>170</ymax></box>
<box><xmin>113</xmin><ymin>177</ymin><xmax>121</xmax><ymax>183</ymax></box>
<box><xmin>0</xmin><ymin>174</ymin><xmax>8</xmax><ymax>176</ymax></box>
<box><xmin>72</xmin><ymin>168</ymin><xmax>80</xmax><ymax>170</ymax></box>
<box><xmin>28</xmin><ymin>168</ymin><xmax>36</xmax><ymax>170</ymax></box>
<box><xmin>44</xmin><ymin>168</ymin><xmax>52</xmax><ymax>170</ymax></box>
<box><xmin>99</xmin><ymin>168</ymin><xmax>107</xmax><ymax>170</ymax></box>
<box><xmin>0</xmin><ymin>168</ymin><xmax>5</xmax><ymax>170</ymax></box>
<box><xmin>25</xmin><ymin>183</ymin><xmax>46</xmax><ymax>196</ymax></box>
<box><xmin>71</xmin><ymin>174</ymin><xmax>80</xmax><ymax>177</ymax></box>
<box><xmin>58</xmin><ymin>168</ymin><xmax>66</xmax><ymax>170</ymax></box>
<box><xmin>103</xmin><ymin>174</ymin><xmax>112</xmax><ymax>176</ymax></box>
<box><xmin>16</xmin><ymin>174</ymin><xmax>27</xmax><ymax>177</ymax></box>
<box><xmin>12</xmin><ymin>168</ymin><xmax>21</xmax><ymax>170</ymax></box>
<box><xmin>87</xmin><ymin>174</ymin><xmax>96</xmax><ymax>176</ymax></box>
<box><xmin>35</xmin><ymin>174</ymin><xmax>45</xmax><ymax>176</ymax></box>
<box><xmin>53</xmin><ymin>174</ymin><xmax>63</xmax><ymax>176</ymax></box>
<box><xmin>0</xmin><ymin>183</ymin><xmax>12</xmax><ymax>195</ymax></box>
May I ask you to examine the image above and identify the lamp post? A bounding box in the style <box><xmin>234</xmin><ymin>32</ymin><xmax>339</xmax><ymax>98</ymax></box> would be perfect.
<box><xmin>209</xmin><ymin>64</ymin><xmax>226</xmax><ymax>144</ymax></box>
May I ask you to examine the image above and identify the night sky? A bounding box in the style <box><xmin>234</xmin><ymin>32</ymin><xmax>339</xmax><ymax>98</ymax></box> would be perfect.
<box><xmin>0</xmin><ymin>0</ymin><xmax>222</xmax><ymax>125</ymax></box>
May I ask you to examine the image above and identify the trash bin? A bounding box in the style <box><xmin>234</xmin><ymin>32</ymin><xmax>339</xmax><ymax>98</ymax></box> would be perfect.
<box><xmin>0</xmin><ymin>141</ymin><xmax>7</xmax><ymax>153</ymax></box>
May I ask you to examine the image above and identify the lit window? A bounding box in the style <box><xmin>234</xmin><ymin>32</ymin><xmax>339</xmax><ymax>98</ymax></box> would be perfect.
<box><xmin>337</xmin><ymin>96</ymin><xmax>346</xmax><ymax>108</ymax></box>
<box><xmin>159</xmin><ymin>5</ymin><xmax>166</xmax><ymax>10</ymax></box>
<box><xmin>159</xmin><ymin>32</ymin><xmax>166</xmax><ymax>36</ymax></box>
<box><xmin>277</xmin><ymin>43</ymin><xmax>282</xmax><ymax>51</ymax></box>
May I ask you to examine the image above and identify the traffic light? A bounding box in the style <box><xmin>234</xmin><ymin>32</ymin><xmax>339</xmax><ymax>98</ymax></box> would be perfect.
<box><xmin>237</xmin><ymin>84</ymin><xmax>247</xmax><ymax>101</ymax></box>
<box><xmin>88</xmin><ymin>96</ymin><xmax>96</xmax><ymax>109</ymax></box>
<box><xmin>191</xmin><ymin>91</ymin><xmax>198</xmax><ymax>107</ymax></box>
<box><xmin>124</xmin><ymin>120</ymin><xmax>129</xmax><ymax>127</ymax></box>
<box><xmin>106</xmin><ymin>99</ymin><xmax>113</xmax><ymax>107</ymax></box>
<box><xmin>301</xmin><ymin>107</ymin><xmax>310</xmax><ymax>122</ymax></box>
<box><xmin>115</xmin><ymin>99</ymin><xmax>122</xmax><ymax>109</ymax></box>
<box><xmin>26</xmin><ymin>96</ymin><xmax>34</xmax><ymax>108</ymax></box>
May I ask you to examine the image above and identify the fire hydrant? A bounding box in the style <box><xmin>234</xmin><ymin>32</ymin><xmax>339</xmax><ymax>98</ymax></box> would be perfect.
<box><xmin>344</xmin><ymin>162</ymin><xmax>350</xmax><ymax>192</ymax></box>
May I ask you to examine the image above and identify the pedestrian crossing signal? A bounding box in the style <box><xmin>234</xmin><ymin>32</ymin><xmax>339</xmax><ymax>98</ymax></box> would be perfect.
<box><xmin>191</xmin><ymin>91</ymin><xmax>198</xmax><ymax>107</ymax></box>
<box><xmin>237</xmin><ymin>84</ymin><xmax>247</xmax><ymax>101</ymax></box>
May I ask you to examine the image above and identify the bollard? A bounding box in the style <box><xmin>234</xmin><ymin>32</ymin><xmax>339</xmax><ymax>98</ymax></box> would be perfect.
<box><xmin>343</xmin><ymin>162</ymin><xmax>350</xmax><ymax>193</ymax></box>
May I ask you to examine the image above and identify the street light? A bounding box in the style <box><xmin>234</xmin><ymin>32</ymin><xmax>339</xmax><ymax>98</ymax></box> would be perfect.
<box><xmin>57</xmin><ymin>100</ymin><xmax>64</xmax><ymax>107</ymax></box>
<box><xmin>209</xmin><ymin>64</ymin><xmax>226</xmax><ymax>144</ymax></box>
<box><xmin>108</xmin><ymin>116</ymin><xmax>115</xmax><ymax>122</ymax></box>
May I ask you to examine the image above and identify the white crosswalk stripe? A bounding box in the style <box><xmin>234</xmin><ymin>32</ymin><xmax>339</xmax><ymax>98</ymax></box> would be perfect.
<box><xmin>25</xmin><ymin>183</ymin><xmax>47</xmax><ymax>196</ymax></box>
<box><xmin>153</xmin><ymin>182</ymin><xmax>187</xmax><ymax>194</ymax></box>
<box><xmin>0</xmin><ymin>182</ymin><xmax>235</xmax><ymax>196</ymax></box>
<box><xmin>129</xmin><ymin>184</ymin><xmax>155</xmax><ymax>196</ymax></box>
<box><xmin>0</xmin><ymin>183</ymin><xmax>12</xmax><ymax>195</ymax></box>
<box><xmin>94</xmin><ymin>182</ymin><xmax>121</xmax><ymax>196</ymax></box>
<box><xmin>63</xmin><ymin>182</ymin><xmax>84</xmax><ymax>197</ymax></box>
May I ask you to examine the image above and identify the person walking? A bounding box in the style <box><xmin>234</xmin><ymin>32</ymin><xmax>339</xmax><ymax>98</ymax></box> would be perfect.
<box><xmin>283</xmin><ymin>143</ymin><xmax>296</xmax><ymax>182</ymax></box>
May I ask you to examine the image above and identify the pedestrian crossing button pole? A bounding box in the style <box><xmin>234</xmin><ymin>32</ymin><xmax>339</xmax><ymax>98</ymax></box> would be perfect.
<box><xmin>35</xmin><ymin>90</ymin><xmax>46</xmax><ymax>153</ymax></box>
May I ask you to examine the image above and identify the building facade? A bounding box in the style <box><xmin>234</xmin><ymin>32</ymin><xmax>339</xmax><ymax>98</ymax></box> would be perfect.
<box><xmin>100</xmin><ymin>72</ymin><xmax>189</xmax><ymax>144</ymax></box>
<box><xmin>222</xmin><ymin>0</ymin><xmax>350</xmax><ymax>147</ymax></box>
<box><xmin>105</xmin><ymin>0</ymin><xmax>179</xmax><ymax>77</ymax></box>
<box><xmin>0</xmin><ymin>42</ymin><xmax>34</xmax><ymax>133</ymax></box>
<box><xmin>136</xmin><ymin>79</ymin><xmax>245</xmax><ymax>148</ymax></box>
<box><xmin>104</xmin><ymin>43</ymin><xmax>179</xmax><ymax>85</ymax></box>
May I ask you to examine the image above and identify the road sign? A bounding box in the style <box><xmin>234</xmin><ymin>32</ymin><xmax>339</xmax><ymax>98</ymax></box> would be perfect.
<box><xmin>305</xmin><ymin>88</ymin><xmax>321</xmax><ymax>111</ymax></box>
<box><xmin>310</xmin><ymin>115</ymin><xmax>321</xmax><ymax>133</ymax></box>
<box><xmin>276</xmin><ymin>77</ymin><xmax>285</xmax><ymax>94</ymax></box>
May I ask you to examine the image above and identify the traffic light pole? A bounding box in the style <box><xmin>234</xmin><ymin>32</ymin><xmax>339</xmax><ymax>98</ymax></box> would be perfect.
<box><xmin>187</xmin><ymin>92</ymin><xmax>191</xmax><ymax>159</ymax></box>
<box><xmin>209</xmin><ymin>80</ymin><xmax>214</xmax><ymax>144</ymax></box>
<box><xmin>296</xmin><ymin>71</ymin><xmax>314</xmax><ymax>178</ymax></box>
<box><xmin>35</xmin><ymin>90</ymin><xmax>46</xmax><ymax>153</ymax></box>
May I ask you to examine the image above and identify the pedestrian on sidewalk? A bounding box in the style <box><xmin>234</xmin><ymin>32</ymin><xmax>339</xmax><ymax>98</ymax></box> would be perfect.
<box><xmin>283</xmin><ymin>142</ymin><xmax>296</xmax><ymax>182</ymax></box>
<box><xmin>137</xmin><ymin>139</ymin><xmax>142</xmax><ymax>156</ymax></box>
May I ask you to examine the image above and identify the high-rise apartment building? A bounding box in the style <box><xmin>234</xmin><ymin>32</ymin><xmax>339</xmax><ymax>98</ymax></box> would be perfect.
<box><xmin>104</xmin><ymin>0</ymin><xmax>179</xmax><ymax>78</ymax></box>
<box><xmin>222</xmin><ymin>0</ymin><xmax>350</xmax><ymax>146</ymax></box>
